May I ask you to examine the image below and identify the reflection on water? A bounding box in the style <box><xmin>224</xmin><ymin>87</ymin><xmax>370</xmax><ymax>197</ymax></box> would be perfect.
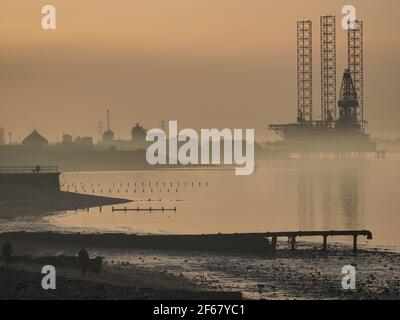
<box><xmin>34</xmin><ymin>158</ymin><xmax>400</xmax><ymax>246</ymax></box>
<box><xmin>296</xmin><ymin>164</ymin><xmax>366</xmax><ymax>231</ymax></box>
<box><xmin>338</xmin><ymin>166</ymin><xmax>364</xmax><ymax>230</ymax></box>
<box><xmin>297</xmin><ymin>171</ymin><xmax>315</xmax><ymax>230</ymax></box>
<box><xmin>321</xmin><ymin>167</ymin><xmax>335</xmax><ymax>229</ymax></box>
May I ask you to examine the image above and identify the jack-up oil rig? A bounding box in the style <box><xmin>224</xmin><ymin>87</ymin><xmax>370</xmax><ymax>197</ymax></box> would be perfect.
<box><xmin>269</xmin><ymin>16</ymin><xmax>376</xmax><ymax>155</ymax></box>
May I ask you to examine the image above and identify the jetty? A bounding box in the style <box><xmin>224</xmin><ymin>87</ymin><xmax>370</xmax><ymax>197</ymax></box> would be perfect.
<box><xmin>265</xmin><ymin>230</ymin><xmax>373</xmax><ymax>255</ymax></box>
<box><xmin>1</xmin><ymin>230</ymin><xmax>373</xmax><ymax>256</ymax></box>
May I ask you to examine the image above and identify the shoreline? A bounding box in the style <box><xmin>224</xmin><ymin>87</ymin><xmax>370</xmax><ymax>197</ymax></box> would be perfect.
<box><xmin>1</xmin><ymin>232</ymin><xmax>400</xmax><ymax>299</ymax></box>
<box><xmin>0</xmin><ymin>191</ymin><xmax>131</xmax><ymax>218</ymax></box>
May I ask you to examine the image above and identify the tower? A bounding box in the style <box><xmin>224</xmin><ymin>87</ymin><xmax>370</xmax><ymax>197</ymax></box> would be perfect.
<box><xmin>107</xmin><ymin>109</ymin><xmax>110</xmax><ymax>132</ymax></box>
<box><xmin>297</xmin><ymin>21</ymin><xmax>313</xmax><ymax>123</ymax></box>
<box><xmin>320</xmin><ymin>16</ymin><xmax>337</xmax><ymax>124</ymax></box>
<box><xmin>336</xmin><ymin>69</ymin><xmax>359</xmax><ymax>130</ymax></box>
<box><xmin>102</xmin><ymin>109</ymin><xmax>114</xmax><ymax>142</ymax></box>
<box><xmin>348</xmin><ymin>20</ymin><xmax>364</xmax><ymax>130</ymax></box>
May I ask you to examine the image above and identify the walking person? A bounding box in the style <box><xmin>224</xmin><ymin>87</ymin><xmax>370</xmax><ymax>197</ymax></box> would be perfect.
<box><xmin>78</xmin><ymin>246</ymin><xmax>90</xmax><ymax>275</ymax></box>
<box><xmin>2</xmin><ymin>239</ymin><xmax>14</xmax><ymax>269</ymax></box>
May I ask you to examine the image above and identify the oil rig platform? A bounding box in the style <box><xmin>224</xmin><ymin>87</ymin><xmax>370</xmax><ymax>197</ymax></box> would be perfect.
<box><xmin>269</xmin><ymin>16</ymin><xmax>376</xmax><ymax>155</ymax></box>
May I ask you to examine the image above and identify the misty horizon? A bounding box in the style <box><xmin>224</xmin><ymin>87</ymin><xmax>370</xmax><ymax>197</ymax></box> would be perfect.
<box><xmin>1</xmin><ymin>0</ymin><xmax>399</xmax><ymax>142</ymax></box>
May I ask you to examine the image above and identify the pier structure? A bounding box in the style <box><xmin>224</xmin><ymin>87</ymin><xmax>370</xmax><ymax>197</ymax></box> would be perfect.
<box><xmin>265</xmin><ymin>230</ymin><xmax>373</xmax><ymax>256</ymax></box>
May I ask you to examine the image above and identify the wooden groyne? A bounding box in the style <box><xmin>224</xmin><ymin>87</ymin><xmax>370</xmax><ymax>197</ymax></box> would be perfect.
<box><xmin>1</xmin><ymin>232</ymin><xmax>268</xmax><ymax>254</ymax></box>
<box><xmin>112</xmin><ymin>206</ymin><xmax>177</xmax><ymax>213</ymax></box>
<box><xmin>1</xmin><ymin>230</ymin><xmax>373</xmax><ymax>256</ymax></box>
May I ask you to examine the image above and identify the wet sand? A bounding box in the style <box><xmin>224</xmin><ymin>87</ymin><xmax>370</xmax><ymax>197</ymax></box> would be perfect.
<box><xmin>0</xmin><ymin>265</ymin><xmax>241</xmax><ymax>300</ymax></box>
<box><xmin>1</xmin><ymin>234</ymin><xmax>400</xmax><ymax>300</ymax></box>
<box><xmin>192</xmin><ymin>245</ymin><xmax>400</xmax><ymax>300</ymax></box>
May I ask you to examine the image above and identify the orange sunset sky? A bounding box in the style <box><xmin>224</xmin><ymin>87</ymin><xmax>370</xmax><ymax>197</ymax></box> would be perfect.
<box><xmin>0</xmin><ymin>0</ymin><xmax>399</xmax><ymax>142</ymax></box>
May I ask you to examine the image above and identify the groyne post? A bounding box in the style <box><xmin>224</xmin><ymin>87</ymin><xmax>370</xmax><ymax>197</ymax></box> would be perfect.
<box><xmin>271</xmin><ymin>236</ymin><xmax>277</xmax><ymax>258</ymax></box>
<box><xmin>353</xmin><ymin>235</ymin><xmax>358</xmax><ymax>253</ymax></box>
<box><xmin>290</xmin><ymin>236</ymin><xmax>296</xmax><ymax>250</ymax></box>
<box><xmin>323</xmin><ymin>235</ymin><xmax>328</xmax><ymax>251</ymax></box>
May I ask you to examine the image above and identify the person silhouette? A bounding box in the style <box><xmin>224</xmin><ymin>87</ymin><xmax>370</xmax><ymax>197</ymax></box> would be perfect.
<box><xmin>78</xmin><ymin>246</ymin><xmax>90</xmax><ymax>275</ymax></box>
<box><xmin>2</xmin><ymin>240</ymin><xmax>14</xmax><ymax>268</ymax></box>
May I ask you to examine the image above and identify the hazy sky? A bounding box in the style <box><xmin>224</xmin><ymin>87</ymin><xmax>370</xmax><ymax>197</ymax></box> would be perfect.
<box><xmin>0</xmin><ymin>0</ymin><xmax>399</xmax><ymax>142</ymax></box>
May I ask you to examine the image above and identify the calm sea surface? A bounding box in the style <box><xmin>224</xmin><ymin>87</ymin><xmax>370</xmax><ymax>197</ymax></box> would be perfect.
<box><xmin>38</xmin><ymin>156</ymin><xmax>400</xmax><ymax>248</ymax></box>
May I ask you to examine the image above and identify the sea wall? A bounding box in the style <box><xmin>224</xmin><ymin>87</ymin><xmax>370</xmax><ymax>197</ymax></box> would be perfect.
<box><xmin>0</xmin><ymin>149</ymin><xmax>149</xmax><ymax>172</ymax></box>
<box><xmin>0</xmin><ymin>173</ymin><xmax>60</xmax><ymax>193</ymax></box>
